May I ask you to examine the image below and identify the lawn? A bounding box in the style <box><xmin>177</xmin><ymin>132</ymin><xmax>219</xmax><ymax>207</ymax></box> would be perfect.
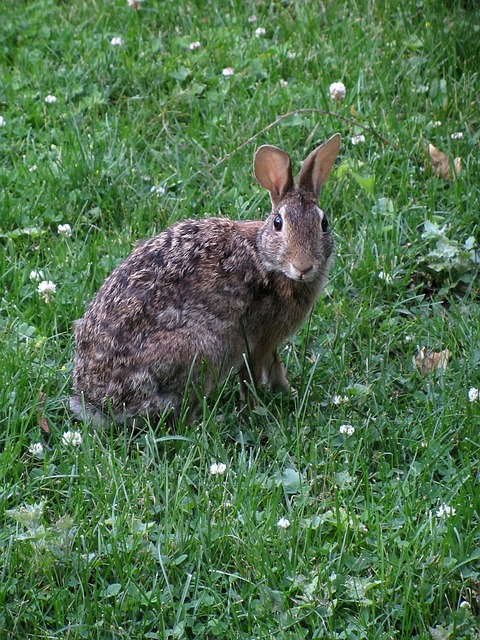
<box><xmin>1</xmin><ymin>0</ymin><xmax>479</xmax><ymax>638</ymax></box>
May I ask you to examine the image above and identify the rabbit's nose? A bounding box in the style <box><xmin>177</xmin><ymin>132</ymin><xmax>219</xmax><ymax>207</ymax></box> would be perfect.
<box><xmin>289</xmin><ymin>261</ymin><xmax>315</xmax><ymax>280</ymax></box>
<box><xmin>298</xmin><ymin>264</ymin><xmax>314</xmax><ymax>277</ymax></box>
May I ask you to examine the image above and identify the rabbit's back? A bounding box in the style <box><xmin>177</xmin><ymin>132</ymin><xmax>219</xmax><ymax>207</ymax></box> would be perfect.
<box><xmin>75</xmin><ymin>218</ymin><xmax>265</xmax><ymax>342</ymax></box>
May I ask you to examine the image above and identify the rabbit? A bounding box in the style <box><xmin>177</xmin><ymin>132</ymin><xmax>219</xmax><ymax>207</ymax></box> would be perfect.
<box><xmin>70</xmin><ymin>133</ymin><xmax>341</xmax><ymax>425</ymax></box>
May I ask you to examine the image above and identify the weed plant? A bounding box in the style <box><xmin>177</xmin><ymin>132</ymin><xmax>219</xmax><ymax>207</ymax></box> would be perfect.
<box><xmin>1</xmin><ymin>1</ymin><xmax>479</xmax><ymax>638</ymax></box>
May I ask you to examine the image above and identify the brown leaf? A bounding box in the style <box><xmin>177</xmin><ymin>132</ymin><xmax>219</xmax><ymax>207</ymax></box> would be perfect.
<box><xmin>415</xmin><ymin>346</ymin><xmax>451</xmax><ymax>375</ymax></box>
<box><xmin>428</xmin><ymin>143</ymin><xmax>461</xmax><ymax>181</ymax></box>
<box><xmin>37</xmin><ymin>391</ymin><xmax>50</xmax><ymax>434</ymax></box>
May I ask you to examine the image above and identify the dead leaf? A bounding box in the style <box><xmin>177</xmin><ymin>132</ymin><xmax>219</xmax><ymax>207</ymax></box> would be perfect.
<box><xmin>428</xmin><ymin>143</ymin><xmax>461</xmax><ymax>181</ymax></box>
<box><xmin>415</xmin><ymin>346</ymin><xmax>451</xmax><ymax>375</ymax></box>
<box><xmin>37</xmin><ymin>391</ymin><xmax>50</xmax><ymax>434</ymax></box>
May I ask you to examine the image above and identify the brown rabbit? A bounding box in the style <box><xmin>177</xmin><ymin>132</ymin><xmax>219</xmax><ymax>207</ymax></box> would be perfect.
<box><xmin>71</xmin><ymin>134</ymin><xmax>341</xmax><ymax>424</ymax></box>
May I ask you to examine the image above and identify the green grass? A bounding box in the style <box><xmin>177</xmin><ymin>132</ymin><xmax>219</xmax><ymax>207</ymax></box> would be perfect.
<box><xmin>1</xmin><ymin>0</ymin><xmax>480</xmax><ymax>638</ymax></box>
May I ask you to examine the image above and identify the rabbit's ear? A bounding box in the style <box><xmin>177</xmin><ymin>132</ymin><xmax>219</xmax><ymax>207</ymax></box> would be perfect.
<box><xmin>254</xmin><ymin>145</ymin><xmax>294</xmax><ymax>206</ymax></box>
<box><xmin>297</xmin><ymin>133</ymin><xmax>341</xmax><ymax>199</ymax></box>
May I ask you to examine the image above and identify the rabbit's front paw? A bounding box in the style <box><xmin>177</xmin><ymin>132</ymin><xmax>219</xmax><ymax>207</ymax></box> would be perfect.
<box><xmin>262</xmin><ymin>349</ymin><xmax>293</xmax><ymax>394</ymax></box>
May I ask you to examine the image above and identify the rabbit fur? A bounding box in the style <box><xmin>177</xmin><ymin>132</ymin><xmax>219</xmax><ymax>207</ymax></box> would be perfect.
<box><xmin>71</xmin><ymin>134</ymin><xmax>341</xmax><ymax>425</ymax></box>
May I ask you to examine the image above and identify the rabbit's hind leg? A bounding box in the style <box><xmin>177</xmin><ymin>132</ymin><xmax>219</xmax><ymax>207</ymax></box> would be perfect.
<box><xmin>69</xmin><ymin>394</ymin><xmax>111</xmax><ymax>426</ymax></box>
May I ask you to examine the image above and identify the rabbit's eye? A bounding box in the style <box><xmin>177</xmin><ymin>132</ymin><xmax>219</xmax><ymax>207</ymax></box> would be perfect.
<box><xmin>273</xmin><ymin>214</ymin><xmax>283</xmax><ymax>231</ymax></box>
<box><xmin>321</xmin><ymin>215</ymin><xmax>329</xmax><ymax>232</ymax></box>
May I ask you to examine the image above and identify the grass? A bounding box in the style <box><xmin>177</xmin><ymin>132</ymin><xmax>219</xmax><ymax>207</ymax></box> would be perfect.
<box><xmin>1</xmin><ymin>0</ymin><xmax>479</xmax><ymax>638</ymax></box>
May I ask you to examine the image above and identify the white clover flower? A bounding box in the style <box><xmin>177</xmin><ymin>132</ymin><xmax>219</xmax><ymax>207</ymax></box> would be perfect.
<box><xmin>210</xmin><ymin>462</ymin><xmax>227</xmax><ymax>475</ymax></box>
<box><xmin>30</xmin><ymin>269</ymin><xmax>45</xmax><ymax>282</ymax></box>
<box><xmin>277</xmin><ymin>517</ymin><xmax>291</xmax><ymax>529</ymax></box>
<box><xmin>414</xmin><ymin>84</ymin><xmax>429</xmax><ymax>94</ymax></box>
<box><xmin>0</xmin><ymin>115</ymin><xmax>6</xmax><ymax>127</ymax></box>
<box><xmin>404</xmin><ymin>335</ymin><xmax>414</xmax><ymax>343</ymax></box>
<box><xmin>222</xmin><ymin>67</ymin><xmax>235</xmax><ymax>77</ymax></box>
<box><xmin>435</xmin><ymin>503</ymin><xmax>456</xmax><ymax>518</ymax></box>
<box><xmin>57</xmin><ymin>223</ymin><xmax>72</xmax><ymax>237</ymax></box>
<box><xmin>279</xmin><ymin>79</ymin><xmax>288</xmax><ymax>88</ymax></box>
<box><xmin>255</xmin><ymin>27</ymin><xmax>266</xmax><ymax>37</ymax></box>
<box><xmin>248</xmin><ymin>15</ymin><xmax>257</xmax><ymax>23</ymax></box>
<box><xmin>339</xmin><ymin>424</ymin><xmax>355</xmax><ymax>436</ymax></box>
<box><xmin>62</xmin><ymin>430</ymin><xmax>83</xmax><ymax>447</ymax></box>
<box><xmin>332</xmin><ymin>394</ymin><xmax>349</xmax><ymax>406</ymax></box>
<box><xmin>150</xmin><ymin>184</ymin><xmax>166</xmax><ymax>196</ymax></box>
<box><xmin>189</xmin><ymin>41</ymin><xmax>201</xmax><ymax>50</ymax></box>
<box><xmin>468</xmin><ymin>387</ymin><xmax>479</xmax><ymax>403</ymax></box>
<box><xmin>111</xmin><ymin>37</ymin><xmax>123</xmax><ymax>46</ymax></box>
<box><xmin>37</xmin><ymin>280</ymin><xmax>56</xmax><ymax>302</ymax></box>
<box><xmin>44</xmin><ymin>95</ymin><xmax>58</xmax><ymax>104</ymax></box>
<box><xmin>329</xmin><ymin>81</ymin><xmax>346</xmax><ymax>101</ymax></box>
<box><xmin>351</xmin><ymin>134</ymin><xmax>366</xmax><ymax>145</ymax></box>
<box><xmin>378</xmin><ymin>270</ymin><xmax>394</xmax><ymax>284</ymax></box>
<box><xmin>459</xmin><ymin>601</ymin><xmax>471</xmax><ymax>609</ymax></box>
<box><xmin>432</xmin><ymin>120</ymin><xmax>442</xmax><ymax>127</ymax></box>
<box><xmin>127</xmin><ymin>0</ymin><xmax>144</xmax><ymax>7</ymax></box>
<box><xmin>29</xmin><ymin>164</ymin><xmax>38</xmax><ymax>173</ymax></box>
<box><xmin>450</xmin><ymin>131</ymin><xmax>463</xmax><ymax>140</ymax></box>
<box><xmin>28</xmin><ymin>442</ymin><xmax>44</xmax><ymax>458</ymax></box>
